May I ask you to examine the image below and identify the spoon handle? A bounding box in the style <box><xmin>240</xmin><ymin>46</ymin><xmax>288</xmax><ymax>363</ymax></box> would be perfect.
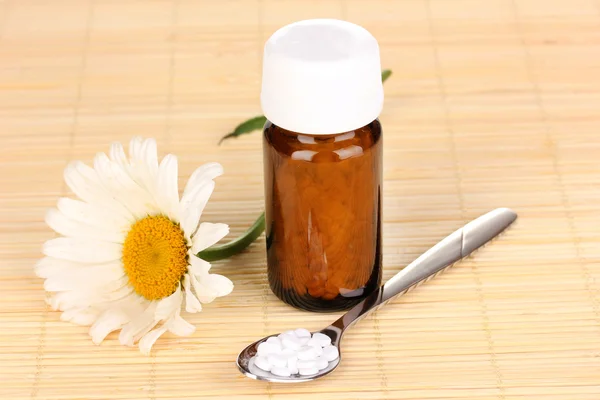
<box><xmin>331</xmin><ymin>208</ymin><xmax>517</xmax><ymax>333</ymax></box>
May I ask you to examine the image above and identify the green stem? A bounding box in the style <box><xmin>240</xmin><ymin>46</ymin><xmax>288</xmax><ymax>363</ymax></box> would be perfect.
<box><xmin>196</xmin><ymin>212</ymin><xmax>266</xmax><ymax>261</ymax></box>
<box><xmin>381</xmin><ymin>69</ymin><xmax>392</xmax><ymax>83</ymax></box>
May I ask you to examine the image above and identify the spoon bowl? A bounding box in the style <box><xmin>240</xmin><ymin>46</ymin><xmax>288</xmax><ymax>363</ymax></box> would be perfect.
<box><xmin>236</xmin><ymin>327</ymin><xmax>341</xmax><ymax>383</ymax></box>
<box><xmin>237</xmin><ymin>208</ymin><xmax>517</xmax><ymax>383</ymax></box>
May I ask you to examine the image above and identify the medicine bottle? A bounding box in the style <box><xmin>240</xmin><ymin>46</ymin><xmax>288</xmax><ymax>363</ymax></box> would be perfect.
<box><xmin>261</xmin><ymin>19</ymin><xmax>384</xmax><ymax>312</ymax></box>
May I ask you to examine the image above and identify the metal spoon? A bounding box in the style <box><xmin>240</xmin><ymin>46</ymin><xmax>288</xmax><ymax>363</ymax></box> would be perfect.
<box><xmin>237</xmin><ymin>208</ymin><xmax>517</xmax><ymax>383</ymax></box>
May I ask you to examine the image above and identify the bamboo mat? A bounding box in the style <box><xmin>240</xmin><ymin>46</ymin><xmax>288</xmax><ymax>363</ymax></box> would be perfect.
<box><xmin>1</xmin><ymin>0</ymin><xmax>599</xmax><ymax>399</ymax></box>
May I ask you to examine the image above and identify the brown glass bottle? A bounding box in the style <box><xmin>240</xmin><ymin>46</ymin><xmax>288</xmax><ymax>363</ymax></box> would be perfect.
<box><xmin>263</xmin><ymin>119</ymin><xmax>382</xmax><ymax>312</ymax></box>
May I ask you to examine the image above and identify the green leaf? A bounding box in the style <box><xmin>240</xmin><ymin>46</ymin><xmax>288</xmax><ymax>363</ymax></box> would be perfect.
<box><xmin>197</xmin><ymin>212</ymin><xmax>265</xmax><ymax>261</ymax></box>
<box><xmin>381</xmin><ymin>69</ymin><xmax>392</xmax><ymax>83</ymax></box>
<box><xmin>218</xmin><ymin>115</ymin><xmax>267</xmax><ymax>145</ymax></box>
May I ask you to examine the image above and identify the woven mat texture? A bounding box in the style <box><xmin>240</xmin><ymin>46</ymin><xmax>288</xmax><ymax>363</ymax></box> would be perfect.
<box><xmin>1</xmin><ymin>0</ymin><xmax>599</xmax><ymax>399</ymax></box>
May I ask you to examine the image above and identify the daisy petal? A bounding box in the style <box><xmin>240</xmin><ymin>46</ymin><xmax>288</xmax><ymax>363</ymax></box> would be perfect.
<box><xmin>44</xmin><ymin>265</ymin><xmax>125</xmax><ymax>292</ymax></box>
<box><xmin>57</xmin><ymin>197</ymin><xmax>131</xmax><ymax>232</ymax></box>
<box><xmin>43</xmin><ymin>237</ymin><xmax>122</xmax><ymax>264</ymax></box>
<box><xmin>111</xmin><ymin>142</ymin><xmax>144</xmax><ymax>190</ymax></box>
<box><xmin>64</xmin><ymin>162</ymin><xmax>132</xmax><ymax>219</ymax></box>
<box><xmin>204</xmin><ymin>274</ymin><xmax>234</xmax><ymax>297</ymax></box>
<box><xmin>34</xmin><ymin>257</ymin><xmax>82</xmax><ymax>278</ymax></box>
<box><xmin>120</xmin><ymin>138</ymin><xmax>156</xmax><ymax>203</ymax></box>
<box><xmin>128</xmin><ymin>136</ymin><xmax>144</xmax><ymax>160</ymax></box>
<box><xmin>63</xmin><ymin>161</ymin><xmax>100</xmax><ymax>204</ymax></box>
<box><xmin>139</xmin><ymin>138</ymin><xmax>159</xmax><ymax>186</ymax></box>
<box><xmin>188</xmin><ymin>273</ymin><xmax>217</xmax><ymax>304</ymax></box>
<box><xmin>86</xmin><ymin>276</ymin><xmax>131</xmax><ymax>297</ymax></box>
<box><xmin>89</xmin><ymin>308</ymin><xmax>130</xmax><ymax>345</ymax></box>
<box><xmin>61</xmin><ymin>307</ymin><xmax>99</xmax><ymax>326</ymax></box>
<box><xmin>50</xmin><ymin>285</ymin><xmax>133</xmax><ymax>311</ymax></box>
<box><xmin>119</xmin><ymin>302</ymin><xmax>157</xmax><ymax>346</ymax></box>
<box><xmin>191</xmin><ymin>223</ymin><xmax>229</xmax><ymax>254</ymax></box>
<box><xmin>139</xmin><ymin>326</ymin><xmax>168</xmax><ymax>355</ymax></box>
<box><xmin>155</xmin><ymin>285</ymin><xmax>182</xmax><ymax>321</ymax></box>
<box><xmin>141</xmin><ymin>138</ymin><xmax>158</xmax><ymax>171</ymax></box>
<box><xmin>168</xmin><ymin>315</ymin><xmax>196</xmax><ymax>337</ymax></box>
<box><xmin>180</xmin><ymin>180</ymin><xmax>215</xmax><ymax>239</ymax></box>
<box><xmin>183</xmin><ymin>162</ymin><xmax>223</xmax><ymax>198</ymax></box>
<box><xmin>182</xmin><ymin>274</ymin><xmax>202</xmax><ymax>313</ymax></box>
<box><xmin>156</xmin><ymin>154</ymin><xmax>180</xmax><ymax>221</ymax></box>
<box><xmin>188</xmin><ymin>254</ymin><xmax>211</xmax><ymax>275</ymax></box>
<box><xmin>109</xmin><ymin>141</ymin><xmax>129</xmax><ymax>169</ymax></box>
<box><xmin>127</xmin><ymin>137</ymin><xmax>155</xmax><ymax>192</ymax></box>
<box><xmin>133</xmin><ymin>321</ymin><xmax>159</xmax><ymax>345</ymax></box>
<box><xmin>45</xmin><ymin>208</ymin><xmax>125</xmax><ymax>243</ymax></box>
<box><xmin>94</xmin><ymin>152</ymin><xmax>158</xmax><ymax>219</ymax></box>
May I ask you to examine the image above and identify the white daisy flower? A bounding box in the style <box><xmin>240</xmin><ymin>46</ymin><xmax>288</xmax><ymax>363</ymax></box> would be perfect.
<box><xmin>35</xmin><ymin>137</ymin><xmax>233</xmax><ymax>355</ymax></box>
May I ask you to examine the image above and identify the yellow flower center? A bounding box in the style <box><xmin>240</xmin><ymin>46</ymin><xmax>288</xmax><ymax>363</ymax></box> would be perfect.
<box><xmin>122</xmin><ymin>215</ymin><xmax>188</xmax><ymax>300</ymax></box>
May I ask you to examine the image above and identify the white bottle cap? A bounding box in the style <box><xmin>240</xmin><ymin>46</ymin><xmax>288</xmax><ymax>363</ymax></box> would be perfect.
<box><xmin>261</xmin><ymin>19</ymin><xmax>384</xmax><ymax>135</ymax></box>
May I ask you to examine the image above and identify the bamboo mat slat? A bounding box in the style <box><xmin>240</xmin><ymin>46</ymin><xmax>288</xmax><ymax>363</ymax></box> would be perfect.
<box><xmin>1</xmin><ymin>0</ymin><xmax>599</xmax><ymax>399</ymax></box>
